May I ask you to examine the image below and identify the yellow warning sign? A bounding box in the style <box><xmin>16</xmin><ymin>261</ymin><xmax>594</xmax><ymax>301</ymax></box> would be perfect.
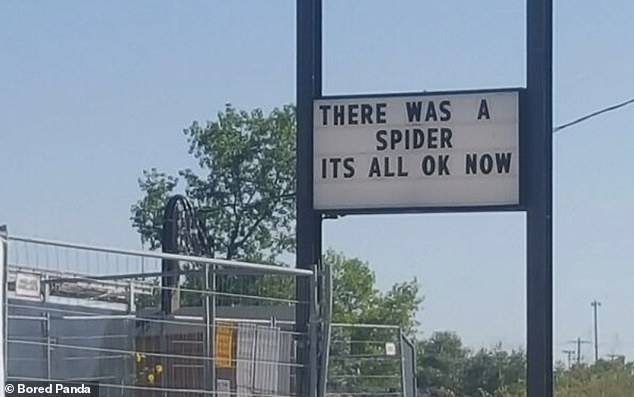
<box><xmin>215</xmin><ymin>321</ymin><xmax>234</xmax><ymax>368</ymax></box>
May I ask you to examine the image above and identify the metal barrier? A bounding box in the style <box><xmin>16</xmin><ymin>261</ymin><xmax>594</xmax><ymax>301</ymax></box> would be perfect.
<box><xmin>326</xmin><ymin>324</ymin><xmax>416</xmax><ymax>397</ymax></box>
<box><xmin>2</xmin><ymin>234</ymin><xmax>316</xmax><ymax>397</ymax></box>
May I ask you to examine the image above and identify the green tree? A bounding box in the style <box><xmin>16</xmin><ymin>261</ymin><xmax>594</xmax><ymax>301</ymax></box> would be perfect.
<box><xmin>555</xmin><ymin>357</ymin><xmax>634</xmax><ymax>397</ymax></box>
<box><xmin>131</xmin><ymin>104</ymin><xmax>296</xmax><ymax>261</ymax></box>
<box><xmin>461</xmin><ymin>345</ymin><xmax>526</xmax><ymax>397</ymax></box>
<box><xmin>417</xmin><ymin>331</ymin><xmax>469</xmax><ymax>395</ymax></box>
<box><xmin>327</xmin><ymin>249</ymin><xmax>420</xmax><ymax>331</ymax></box>
<box><xmin>131</xmin><ymin>104</ymin><xmax>296</xmax><ymax>306</ymax></box>
<box><xmin>416</xmin><ymin>334</ymin><xmax>527</xmax><ymax>397</ymax></box>
<box><xmin>324</xmin><ymin>249</ymin><xmax>422</xmax><ymax>394</ymax></box>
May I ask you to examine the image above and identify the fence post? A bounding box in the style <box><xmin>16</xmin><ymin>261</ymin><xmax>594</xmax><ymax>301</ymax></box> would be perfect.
<box><xmin>411</xmin><ymin>338</ymin><xmax>417</xmax><ymax>397</ymax></box>
<box><xmin>203</xmin><ymin>263</ymin><xmax>217</xmax><ymax>394</ymax></box>
<box><xmin>309</xmin><ymin>266</ymin><xmax>320</xmax><ymax>397</ymax></box>
<box><xmin>398</xmin><ymin>328</ymin><xmax>406</xmax><ymax>397</ymax></box>
<box><xmin>1</xmin><ymin>225</ymin><xmax>7</xmax><ymax>394</ymax></box>
<box><xmin>317</xmin><ymin>264</ymin><xmax>332</xmax><ymax>397</ymax></box>
<box><xmin>400</xmin><ymin>334</ymin><xmax>417</xmax><ymax>397</ymax></box>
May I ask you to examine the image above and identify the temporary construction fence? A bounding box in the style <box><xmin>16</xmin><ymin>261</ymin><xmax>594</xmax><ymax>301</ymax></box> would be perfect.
<box><xmin>325</xmin><ymin>324</ymin><xmax>416</xmax><ymax>397</ymax></box>
<box><xmin>0</xmin><ymin>229</ymin><xmax>417</xmax><ymax>397</ymax></box>
<box><xmin>1</xmin><ymin>231</ymin><xmax>318</xmax><ymax>397</ymax></box>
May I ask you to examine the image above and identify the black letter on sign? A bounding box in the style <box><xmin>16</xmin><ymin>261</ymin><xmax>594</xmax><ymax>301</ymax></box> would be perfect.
<box><xmin>321</xmin><ymin>158</ymin><xmax>327</xmax><ymax>178</ymax></box>
<box><xmin>425</xmin><ymin>102</ymin><xmax>438</xmax><ymax>122</ymax></box>
<box><xmin>376</xmin><ymin>130</ymin><xmax>388</xmax><ymax>151</ymax></box>
<box><xmin>361</xmin><ymin>104</ymin><xmax>373</xmax><ymax>124</ymax></box>
<box><xmin>369</xmin><ymin>157</ymin><xmax>381</xmax><ymax>177</ymax></box>
<box><xmin>397</xmin><ymin>156</ymin><xmax>408</xmax><ymax>177</ymax></box>
<box><xmin>421</xmin><ymin>155</ymin><xmax>436</xmax><ymax>176</ymax></box>
<box><xmin>406</xmin><ymin>101</ymin><xmax>423</xmax><ymax>122</ymax></box>
<box><xmin>440</xmin><ymin>100</ymin><xmax>452</xmax><ymax>121</ymax></box>
<box><xmin>465</xmin><ymin>153</ymin><xmax>478</xmax><ymax>174</ymax></box>
<box><xmin>348</xmin><ymin>104</ymin><xmax>359</xmax><ymax>125</ymax></box>
<box><xmin>495</xmin><ymin>152</ymin><xmax>512</xmax><ymax>173</ymax></box>
<box><xmin>390</xmin><ymin>129</ymin><xmax>403</xmax><ymax>150</ymax></box>
<box><xmin>343</xmin><ymin>158</ymin><xmax>355</xmax><ymax>178</ymax></box>
<box><xmin>330</xmin><ymin>158</ymin><xmax>342</xmax><ymax>178</ymax></box>
<box><xmin>376</xmin><ymin>103</ymin><xmax>388</xmax><ymax>124</ymax></box>
<box><xmin>319</xmin><ymin>105</ymin><xmax>331</xmax><ymax>126</ymax></box>
<box><xmin>334</xmin><ymin>105</ymin><xmax>345</xmax><ymax>125</ymax></box>
<box><xmin>480</xmin><ymin>154</ymin><xmax>493</xmax><ymax>174</ymax></box>
<box><xmin>383</xmin><ymin>157</ymin><xmax>395</xmax><ymax>177</ymax></box>
<box><xmin>440</xmin><ymin>128</ymin><xmax>453</xmax><ymax>148</ymax></box>
<box><xmin>438</xmin><ymin>155</ymin><xmax>450</xmax><ymax>175</ymax></box>
<box><xmin>477</xmin><ymin>99</ymin><xmax>490</xmax><ymax>120</ymax></box>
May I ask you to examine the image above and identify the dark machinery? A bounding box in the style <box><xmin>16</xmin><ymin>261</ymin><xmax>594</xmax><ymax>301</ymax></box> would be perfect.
<box><xmin>160</xmin><ymin>194</ymin><xmax>212</xmax><ymax>314</ymax></box>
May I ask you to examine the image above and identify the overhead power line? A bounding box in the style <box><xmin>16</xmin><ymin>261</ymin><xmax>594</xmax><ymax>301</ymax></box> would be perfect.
<box><xmin>554</xmin><ymin>96</ymin><xmax>634</xmax><ymax>133</ymax></box>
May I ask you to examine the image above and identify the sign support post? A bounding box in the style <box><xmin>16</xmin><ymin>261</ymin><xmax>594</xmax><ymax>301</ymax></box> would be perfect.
<box><xmin>526</xmin><ymin>1</ymin><xmax>553</xmax><ymax>397</ymax></box>
<box><xmin>296</xmin><ymin>2</ymin><xmax>322</xmax><ymax>397</ymax></box>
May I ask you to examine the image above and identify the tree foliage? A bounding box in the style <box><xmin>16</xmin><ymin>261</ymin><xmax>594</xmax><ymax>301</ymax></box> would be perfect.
<box><xmin>417</xmin><ymin>331</ymin><xmax>469</xmax><ymax>394</ymax></box>
<box><xmin>417</xmin><ymin>332</ymin><xmax>634</xmax><ymax>397</ymax></box>
<box><xmin>325</xmin><ymin>249</ymin><xmax>422</xmax><ymax>394</ymax></box>
<box><xmin>131</xmin><ymin>104</ymin><xmax>296</xmax><ymax>262</ymax></box>
<box><xmin>131</xmin><ymin>105</ymin><xmax>296</xmax><ymax>307</ymax></box>
<box><xmin>417</xmin><ymin>333</ymin><xmax>526</xmax><ymax>397</ymax></box>
<box><xmin>328</xmin><ymin>249</ymin><xmax>421</xmax><ymax>333</ymax></box>
<box><xmin>555</xmin><ymin>357</ymin><xmax>634</xmax><ymax>397</ymax></box>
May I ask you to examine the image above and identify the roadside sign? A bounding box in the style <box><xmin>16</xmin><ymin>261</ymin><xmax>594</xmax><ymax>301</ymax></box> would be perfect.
<box><xmin>313</xmin><ymin>89</ymin><xmax>521</xmax><ymax>213</ymax></box>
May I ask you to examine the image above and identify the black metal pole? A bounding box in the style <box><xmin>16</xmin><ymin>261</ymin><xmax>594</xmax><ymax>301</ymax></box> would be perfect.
<box><xmin>311</xmin><ymin>4</ymin><xmax>325</xmax><ymax>394</ymax></box>
<box><xmin>296</xmin><ymin>1</ymin><xmax>322</xmax><ymax>397</ymax></box>
<box><xmin>526</xmin><ymin>1</ymin><xmax>553</xmax><ymax>397</ymax></box>
<box><xmin>312</xmin><ymin>0</ymin><xmax>323</xmax><ymax>278</ymax></box>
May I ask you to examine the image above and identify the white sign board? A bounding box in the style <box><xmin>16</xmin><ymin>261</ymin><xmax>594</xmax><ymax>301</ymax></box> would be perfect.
<box><xmin>313</xmin><ymin>90</ymin><xmax>520</xmax><ymax>211</ymax></box>
<box><xmin>385</xmin><ymin>342</ymin><xmax>397</xmax><ymax>356</ymax></box>
<box><xmin>15</xmin><ymin>272</ymin><xmax>41</xmax><ymax>298</ymax></box>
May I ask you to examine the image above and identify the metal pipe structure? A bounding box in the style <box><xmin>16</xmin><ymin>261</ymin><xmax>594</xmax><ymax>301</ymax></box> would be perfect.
<box><xmin>7</xmin><ymin>235</ymin><xmax>312</xmax><ymax>277</ymax></box>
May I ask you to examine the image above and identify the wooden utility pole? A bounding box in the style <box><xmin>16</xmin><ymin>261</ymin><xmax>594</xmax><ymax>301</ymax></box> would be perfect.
<box><xmin>567</xmin><ymin>337</ymin><xmax>591</xmax><ymax>365</ymax></box>
<box><xmin>562</xmin><ymin>349</ymin><xmax>575</xmax><ymax>368</ymax></box>
<box><xmin>591</xmin><ymin>300</ymin><xmax>601</xmax><ymax>362</ymax></box>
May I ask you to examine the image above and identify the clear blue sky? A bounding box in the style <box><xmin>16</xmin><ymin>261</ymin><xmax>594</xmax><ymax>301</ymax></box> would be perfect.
<box><xmin>1</xmin><ymin>1</ymin><xmax>633</xmax><ymax>362</ymax></box>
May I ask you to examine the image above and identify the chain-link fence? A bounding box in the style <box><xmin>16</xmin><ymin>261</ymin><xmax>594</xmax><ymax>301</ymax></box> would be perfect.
<box><xmin>326</xmin><ymin>324</ymin><xmax>416</xmax><ymax>397</ymax></box>
<box><xmin>2</xmin><ymin>233</ymin><xmax>316</xmax><ymax>397</ymax></box>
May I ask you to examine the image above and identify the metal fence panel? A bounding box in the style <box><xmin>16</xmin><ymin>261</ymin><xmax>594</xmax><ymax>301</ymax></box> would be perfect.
<box><xmin>236</xmin><ymin>324</ymin><xmax>256</xmax><ymax>397</ymax></box>
<box><xmin>3</xmin><ymin>234</ymin><xmax>314</xmax><ymax>397</ymax></box>
<box><xmin>254</xmin><ymin>326</ymin><xmax>280</xmax><ymax>394</ymax></box>
<box><xmin>326</xmin><ymin>324</ymin><xmax>415</xmax><ymax>397</ymax></box>
<box><xmin>277</xmin><ymin>332</ymin><xmax>293</xmax><ymax>396</ymax></box>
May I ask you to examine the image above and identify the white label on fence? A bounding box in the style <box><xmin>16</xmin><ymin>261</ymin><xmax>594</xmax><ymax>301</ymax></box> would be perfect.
<box><xmin>15</xmin><ymin>272</ymin><xmax>41</xmax><ymax>298</ymax></box>
<box><xmin>313</xmin><ymin>90</ymin><xmax>520</xmax><ymax>210</ymax></box>
<box><xmin>217</xmin><ymin>379</ymin><xmax>231</xmax><ymax>397</ymax></box>
<box><xmin>385</xmin><ymin>342</ymin><xmax>397</xmax><ymax>356</ymax></box>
